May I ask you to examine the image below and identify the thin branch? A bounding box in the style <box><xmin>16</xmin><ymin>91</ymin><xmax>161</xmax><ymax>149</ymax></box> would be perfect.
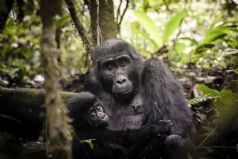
<box><xmin>199</xmin><ymin>146</ymin><xmax>236</xmax><ymax>149</ymax></box>
<box><xmin>64</xmin><ymin>0</ymin><xmax>94</xmax><ymax>57</ymax></box>
<box><xmin>96</xmin><ymin>0</ymin><xmax>102</xmax><ymax>45</ymax></box>
<box><xmin>196</xmin><ymin>126</ymin><xmax>217</xmax><ymax>150</ymax></box>
<box><xmin>117</xmin><ymin>0</ymin><xmax>129</xmax><ymax>33</ymax></box>
<box><xmin>116</xmin><ymin>0</ymin><xmax>123</xmax><ymax>24</ymax></box>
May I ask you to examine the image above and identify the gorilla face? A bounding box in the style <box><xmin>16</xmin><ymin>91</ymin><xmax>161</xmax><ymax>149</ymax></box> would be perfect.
<box><xmin>99</xmin><ymin>54</ymin><xmax>134</xmax><ymax>97</ymax></box>
<box><xmin>91</xmin><ymin>39</ymin><xmax>144</xmax><ymax>101</ymax></box>
<box><xmin>68</xmin><ymin>92</ymin><xmax>109</xmax><ymax>129</ymax></box>
<box><xmin>87</xmin><ymin>102</ymin><xmax>109</xmax><ymax>127</ymax></box>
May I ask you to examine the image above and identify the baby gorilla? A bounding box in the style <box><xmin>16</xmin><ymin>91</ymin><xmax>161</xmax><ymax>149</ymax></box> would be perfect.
<box><xmin>68</xmin><ymin>92</ymin><xmax>128</xmax><ymax>159</ymax></box>
<box><xmin>67</xmin><ymin>92</ymin><xmax>173</xmax><ymax>159</ymax></box>
<box><xmin>68</xmin><ymin>92</ymin><xmax>109</xmax><ymax>132</ymax></box>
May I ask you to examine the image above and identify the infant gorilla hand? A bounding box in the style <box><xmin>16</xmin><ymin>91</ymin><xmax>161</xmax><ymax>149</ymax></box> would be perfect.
<box><xmin>145</xmin><ymin>120</ymin><xmax>173</xmax><ymax>136</ymax></box>
<box><xmin>126</xmin><ymin>120</ymin><xmax>173</xmax><ymax>159</ymax></box>
<box><xmin>157</xmin><ymin>120</ymin><xmax>173</xmax><ymax>135</ymax></box>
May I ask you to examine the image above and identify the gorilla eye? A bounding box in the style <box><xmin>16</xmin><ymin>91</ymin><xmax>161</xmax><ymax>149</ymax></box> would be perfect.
<box><xmin>119</xmin><ymin>60</ymin><xmax>127</xmax><ymax>67</ymax></box>
<box><xmin>106</xmin><ymin>64</ymin><xmax>114</xmax><ymax>71</ymax></box>
<box><xmin>95</xmin><ymin>105</ymin><xmax>103</xmax><ymax>112</ymax></box>
<box><xmin>90</xmin><ymin>111</ymin><xmax>96</xmax><ymax>117</ymax></box>
<box><xmin>117</xmin><ymin>57</ymin><xmax>131</xmax><ymax>67</ymax></box>
<box><xmin>102</xmin><ymin>62</ymin><xmax>115</xmax><ymax>72</ymax></box>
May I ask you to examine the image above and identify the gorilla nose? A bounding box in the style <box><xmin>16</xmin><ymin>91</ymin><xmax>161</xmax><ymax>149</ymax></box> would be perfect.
<box><xmin>116</xmin><ymin>75</ymin><xmax>127</xmax><ymax>85</ymax></box>
<box><xmin>132</xmin><ymin>105</ymin><xmax>141</xmax><ymax>112</ymax></box>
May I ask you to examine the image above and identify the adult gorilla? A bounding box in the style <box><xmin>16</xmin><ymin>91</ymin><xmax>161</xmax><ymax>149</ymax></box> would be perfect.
<box><xmin>85</xmin><ymin>39</ymin><xmax>195</xmax><ymax>159</ymax></box>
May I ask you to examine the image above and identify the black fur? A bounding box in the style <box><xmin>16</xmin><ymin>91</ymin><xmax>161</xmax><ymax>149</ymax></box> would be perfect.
<box><xmin>68</xmin><ymin>92</ymin><xmax>127</xmax><ymax>159</ymax></box>
<box><xmin>68</xmin><ymin>92</ymin><xmax>174</xmax><ymax>159</ymax></box>
<box><xmin>84</xmin><ymin>39</ymin><xmax>195</xmax><ymax>159</ymax></box>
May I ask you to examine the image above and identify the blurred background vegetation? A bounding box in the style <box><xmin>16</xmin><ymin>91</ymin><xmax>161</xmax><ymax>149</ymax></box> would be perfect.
<box><xmin>0</xmin><ymin>0</ymin><xmax>238</xmax><ymax>158</ymax></box>
<box><xmin>1</xmin><ymin>0</ymin><xmax>238</xmax><ymax>88</ymax></box>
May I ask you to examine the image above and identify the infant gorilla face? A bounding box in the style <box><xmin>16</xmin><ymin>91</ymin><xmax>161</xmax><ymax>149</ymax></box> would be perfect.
<box><xmin>67</xmin><ymin>92</ymin><xmax>109</xmax><ymax>129</ymax></box>
<box><xmin>87</xmin><ymin>102</ymin><xmax>109</xmax><ymax>128</ymax></box>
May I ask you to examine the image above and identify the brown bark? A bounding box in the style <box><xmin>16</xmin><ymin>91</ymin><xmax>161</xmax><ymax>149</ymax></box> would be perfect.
<box><xmin>0</xmin><ymin>0</ymin><xmax>14</xmax><ymax>33</ymax></box>
<box><xmin>87</xmin><ymin>0</ymin><xmax>117</xmax><ymax>44</ymax></box>
<box><xmin>40</xmin><ymin>0</ymin><xmax>72</xmax><ymax>158</ymax></box>
<box><xmin>0</xmin><ymin>88</ymin><xmax>76</xmax><ymax>139</ymax></box>
<box><xmin>64</xmin><ymin>0</ymin><xmax>94</xmax><ymax>54</ymax></box>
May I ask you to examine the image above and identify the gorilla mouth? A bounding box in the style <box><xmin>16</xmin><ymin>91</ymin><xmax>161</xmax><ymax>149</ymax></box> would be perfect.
<box><xmin>115</xmin><ymin>87</ymin><xmax>133</xmax><ymax>95</ymax></box>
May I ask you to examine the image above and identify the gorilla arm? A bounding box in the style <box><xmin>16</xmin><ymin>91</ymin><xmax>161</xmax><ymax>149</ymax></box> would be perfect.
<box><xmin>142</xmin><ymin>58</ymin><xmax>195</xmax><ymax>138</ymax></box>
<box><xmin>141</xmin><ymin>59</ymin><xmax>196</xmax><ymax>158</ymax></box>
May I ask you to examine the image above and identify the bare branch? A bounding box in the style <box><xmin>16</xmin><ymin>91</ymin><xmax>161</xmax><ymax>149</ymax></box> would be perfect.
<box><xmin>64</xmin><ymin>0</ymin><xmax>94</xmax><ymax>57</ymax></box>
<box><xmin>116</xmin><ymin>0</ymin><xmax>123</xmax><ymax>24</ymax></box>
<box><xmin>117</xmin><ymin>0</ymin><xmax>129</xmax><ymax>33</ymax></box>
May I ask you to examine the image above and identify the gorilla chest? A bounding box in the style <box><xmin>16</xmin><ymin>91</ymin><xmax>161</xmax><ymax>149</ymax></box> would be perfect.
<box><xmin>108</xmin><ymin>95</ymin><xmax>144</xmax><ymax>130</ymax></box>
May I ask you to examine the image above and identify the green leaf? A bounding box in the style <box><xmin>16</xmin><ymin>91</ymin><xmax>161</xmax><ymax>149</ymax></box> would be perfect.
<box><xmin>55</xmin><ymin>15</ymin><xmax>70</xmax><ymax>28</ymax></box>
<box><xmin>131</xmin><ymin>22</ymin><xmax>158</xmax><ymax>50</ymax></box>
<box><xmin>199</xmin><ymin>26</ymin><xmax>230</xmax><ymax>45</ymax></box>
<box><xmin>162</xmin><ymin>10</ymin><xmax>186</xmax><ymax>43</ymax></box>
<box><xmin>196</xmin><ymin>84</ymin><xmax>220</xmax><ymax>97</ymax></box>
<box><xmin>214</xmin><ymin>89</ymin><xmax>238</xmax><ymax>123</ymax></box>
<box><xmin>80</xmin><ymin>139</ymin><xmax>95</xmax><ymax>149</ymax></box>
<box><xmin>233</xmin><ymin>69</ymin><xmax>238</xmax><ymax>74</ymax></box>
<box><xmin>171</xmin><ymin>42</ymin><xmax>186</xmax><ymax>62</ymax></box>
<box><xmin>134</xmin><ymin>10</ymin><xmax>161</xmax><ymax>46</ymax></box>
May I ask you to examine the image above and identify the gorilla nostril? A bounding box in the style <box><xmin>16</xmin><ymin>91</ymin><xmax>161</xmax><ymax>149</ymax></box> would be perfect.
<box><xmin>117</xmin><ymin>78</ymin><xmax>126</xmax><ymax>84</ymax></box>
<box><xmin>101</xmin><ymin>114</ymin><xmax>105</xmax><ymax>119</ymax></box>
<box><xmin>132</xmin><ymin>105</ymin><xmax>140</xmax><ymax>112</ymax></box>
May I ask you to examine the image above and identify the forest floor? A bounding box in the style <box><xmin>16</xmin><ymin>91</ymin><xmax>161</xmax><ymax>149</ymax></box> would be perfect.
<box><xmin>0</xmin><ymin>66</ymin><xmax>238</xmax><ymax>159</ymax></box>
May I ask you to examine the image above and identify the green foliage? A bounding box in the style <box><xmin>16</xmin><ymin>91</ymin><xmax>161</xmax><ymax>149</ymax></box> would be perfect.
<box><xmin>196</xmin><ymin>84</ymin><xmax>220</xmax><ymax>97</ymax></box>
<box><xmin>0</xmin><ymin>3</ymin><xmax>89</xmax><ymax>85</ymax></box>
<box><xmin>0</xmin><ymin>13</ymin><xmax>41</xmax><ymax>85</ymax></box>
<box><xmin>134</xmin><ymin>10</ymin><xmax>161</xmax><ymax>47</ymax></box>
<box><xmin>124</xmin><ymin>1</ymin><xmax>238</xmax><ymax>68</ymax></box>
<box><xmin>193</xmin><ymin>22</ymin><xmax>238</xmax><ymax>52</ymax></box>
<box><xmin>80</xmin><ymin>139</ymin><xmax>95</xmax><ymax>149</ymax></box>
<box><xmin>55</xmin><ymin>15</ymin><xmax>71</xmax><ymax>29</ymax></box>
<box><xmin>170</xmin><ymin>42</ymin><xmax>189</xmax><ymax>65</ymax></box>
<box><xmin>130</xmin><ymin>21</ymin><xmax>158</xmax><ymax>56</ymax></box>
<box><xmin>1</xmin><ymin>0</ymin><xmax>238</xmax><ymax>86</ymax></box>
<box><xmin>188</xmin><ymin>95</ymin><xmax>216</xmax><ymax>107</ymax></box>
<box><xmin>162</xmin><ymin>10</ymin><xmax>186</xmax><ymax>43</ymax></box>
<box><xmin>130</xmin><ymin>9</ymin><xmax>188</xmax><ymax>58</ymax></box>
<box><xmin>233</xmin><ymin>70</ymin><xmax>238</xmax><ymax>74</ymax></box>
<box><xmin>214</xmin><ymin>89</ymin><xmax>238</xmax><ymax>118</ymax></box>
<box><xmin>196</xmin><ymin>84</ymin><xmax>238</xmax><ymax>124</ymax></box>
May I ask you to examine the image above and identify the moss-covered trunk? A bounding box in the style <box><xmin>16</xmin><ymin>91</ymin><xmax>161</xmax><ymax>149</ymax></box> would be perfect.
<box><xmin>0</xmin><ymin>88</ymin><xmax>76</xmax><ymax>139</ymax></box>
<box><xmin>40</xmin><ymin>0</ymin><xmax>72</xmax><ymax>158</ymax></box>
<box><xmin>87</xmin><ymin>0</ymin><xmax>117</xmax><ymax>44</ymax></box>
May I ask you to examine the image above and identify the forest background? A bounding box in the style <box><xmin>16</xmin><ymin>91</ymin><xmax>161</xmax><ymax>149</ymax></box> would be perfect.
<box><xmin>0</xmin><ymin>0</ymin><xmax>238</xmax><ymax>159</ymax></box>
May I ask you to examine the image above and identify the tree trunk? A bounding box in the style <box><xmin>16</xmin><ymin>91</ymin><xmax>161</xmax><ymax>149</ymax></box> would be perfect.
<box><xmin>0</xmin><ymin>0</ymin><xmax>14</xmax><ymax>33</ymax></box>
<box><xmin>86</xmin><ymin>0</ymin><xmax>117</xmax><ymax>44</ymax></box>
<box><xmin>40</xmin><ymin>0</ymin><xmax>72</xmax><ymax>158</ymax></box>
<box><xmin>0</xmin><ymin>88</ymin><xmax>76</xmax><ymax>140</ymax></box>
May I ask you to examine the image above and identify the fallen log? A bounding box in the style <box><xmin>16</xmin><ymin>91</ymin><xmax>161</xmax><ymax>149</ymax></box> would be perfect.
<box><xmin>0</xmin><ymin>87</ymin><xmax>76</xmax><ymax>139</ymax></box>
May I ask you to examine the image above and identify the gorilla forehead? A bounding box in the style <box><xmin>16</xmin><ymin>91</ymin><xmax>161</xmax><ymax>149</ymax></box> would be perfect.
<box><xmin>92</xmin><ymin>39</ymin><xmax>138</xmax><ymax>64</ymax></box>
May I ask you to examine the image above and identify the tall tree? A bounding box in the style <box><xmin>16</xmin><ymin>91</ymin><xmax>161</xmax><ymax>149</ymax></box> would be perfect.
<box><xmin>85</xmin><ymin>0</ymin><xmax>117</xmax><ymax>44</ymax></box>
<box><xmin>40</xmin><ymin>0</ymin><xmax>71</xmax><ymax>158</ymax></box>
